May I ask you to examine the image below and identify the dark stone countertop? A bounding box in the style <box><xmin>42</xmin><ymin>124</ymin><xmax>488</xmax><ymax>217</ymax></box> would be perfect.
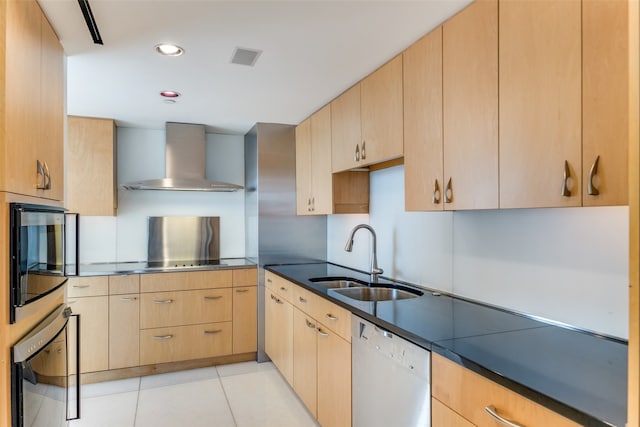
<box><xmin>266</xmin><ymin>262</ymin><xmax>627</xmax><ymax>427</ymax></box>
<box><xmin>71</xmin><ymin>258</ymin><xmax>256</xmax><ymax>276</ymax></box>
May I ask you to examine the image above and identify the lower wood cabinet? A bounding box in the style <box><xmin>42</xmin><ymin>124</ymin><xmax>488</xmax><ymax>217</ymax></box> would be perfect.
<box><xmin>68</xmin><ymin>295</ymin><xmax>109</xmax><ymax>374</ymax></box>
<box><xmin>432</xmin><ymin>397</ymin><xmax>475</xmax><ymax>427</ymax></box>
<box><xmin>293</xmin><ymin>308</ymin><xmax>318</xmax><ymax>417</ymax></box>
<box><xmin>233</xmin><ymin>286</ymin><xmax>258</xmax><ymax>354</ymax></box>
<box><xmin>109</xmin><ymin>293</ymin><xmax>139</xmax><ymax>369</ymax></box>
<box><xmin>265</xmin><ymin>283</ymin><xmax>294</xmax><ymax>385</ymax></box>
<box><xmin>316</xmin><ymin>321</ymin><xmax>351</xmax><ymax>427</ymax></box>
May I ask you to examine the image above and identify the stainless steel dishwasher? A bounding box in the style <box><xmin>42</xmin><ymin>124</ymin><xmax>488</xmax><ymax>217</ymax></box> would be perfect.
<box><xmin>352</xmin><ymin>315</ymin><xmax>431</xmax><ymax>427</ymax></box>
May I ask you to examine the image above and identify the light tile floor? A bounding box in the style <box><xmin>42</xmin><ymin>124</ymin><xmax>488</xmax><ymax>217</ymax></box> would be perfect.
<box><xmin>69</xmin><ymin>362</ymin><xmax>319</xmax><ymax>427</ymax></box>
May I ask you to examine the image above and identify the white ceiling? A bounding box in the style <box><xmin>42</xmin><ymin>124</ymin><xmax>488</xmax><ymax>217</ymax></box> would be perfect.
<box><xmin>38</xmin><ymin>0</ymin><xmax>472</xmax><ymax>135</ymax></box>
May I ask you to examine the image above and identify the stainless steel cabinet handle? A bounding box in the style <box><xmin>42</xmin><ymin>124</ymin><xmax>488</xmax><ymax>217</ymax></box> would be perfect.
<box><xmin>432</xmin><ymin>179</ymin><xmax>441</xmax><ymax>204</ymax></box>
<box><xmin>120</xmin><ymin>296</ymin><xmax>137</xmax><ymax>301</ymax></box>
<box><xmin>325</xmin><ymin>313</ymin><xmax>338</xmax><ymax>321</ymax></box>
<box><xmin>445</xmin><ymin>177</ymin><xmax>453</xmax><ymax>203</ymax></box>
<box><xmin>279</xmin><ymin>286</ymin><xmax>287</xmax><ymax>292</ymax></box>
<box><xmin>235</xmin><ymin>289</ymin><xmax>249</xmax><ymax>293</ymax></box>
<box><xmin>36</xmin><ymin>160</ymin><xmax>46</xmax><ymax>189</ymax></box>
<box><xmin>43</xmin><ymin>161</ymin><xmax>51</xmax><ymax>190</ymax></box>
<box><xmin>484</xmin><ymin>406</ymin><xmax>525</xmax><ymax>427</ymax></box>
<box><xmin>561</xmin><ymin>160</ymin><xmax>572</xmax><ymax>197</ymax></box>
<box><xmin>587</xmin><ymin>155</ymin><xmax>600</xmax><ymax>196</ymax></box>
<box><xmin>361</xmin><ymin>141</ymin><xmax>366</xmax><ymax>160</ymax></box>
<box><xmin>270</xmin><ymin>294</ymin><xmax>283</xmax><ymax>304</ymax></box>
<box><xmin>72</xmin><ymin>285</ymin><xmax>90</xmax><ymax>289</ymax></box>
<box><xmin>267</xmin><ymin>278</ymin><xmax>272</xmax><ymax>284</ymax></box>
<box><xmin>299</xmin><ymin>296</ymin><xmax>307</xmax><ymax>303</ymax></box>
<box><xmin>152</xmin><ymin>335</ymin><xmax>173</xmax><ymax>340</ymax></box>
<box><xmin>305</xmin><ymin>319</ymin><xmax>316</xmax><ymax>329</ymax></box>
<box><xmin>316</xmin><ymin>328</ymin><xmax>329</xmax><ymax>337</ymax></box>
<box><xmin>204</xmin><ymin>295</ymin><xmax>222</xmax><ymax>300</ymax></box>
<box><xmin>152</xmin><ymin>299</ymin><xmax>173</xmax><ymax>304</ymax></box>
<box><xmin>307</xmin><ymin>198</ymin><xmax>312</xmax><ymax>212</ymax></box>
<box><xmin>354</xmin><ymin>144</ymin><xmax>360</xmax><ymax>162</ymax></box>
<box><xmin>204</xmin><ymin>329</ymin><xmax>222</xmax><ymax>335</ymax></box>
<box><xmin>311</xmin><ymin>197</ymin><xmax>315</xmax><ymax>212</ymax></box>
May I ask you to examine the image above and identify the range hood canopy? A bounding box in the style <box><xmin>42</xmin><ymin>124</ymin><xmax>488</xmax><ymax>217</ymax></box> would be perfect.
<box><xmin>122</xmin><ymin>122</ymin><xmax>243</xmax><ymax>192</ymax></box>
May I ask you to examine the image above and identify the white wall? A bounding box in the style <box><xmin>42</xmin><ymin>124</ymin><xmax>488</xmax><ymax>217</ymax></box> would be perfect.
<box><xmin>79</xmin><ymin>127</ymin><xmax>246</xmax><ymax>263</ymax></box>
<box><xmin>327</xmin><ymin>165</ymin><xmax>629</xmax><ymax>339</ymax></box>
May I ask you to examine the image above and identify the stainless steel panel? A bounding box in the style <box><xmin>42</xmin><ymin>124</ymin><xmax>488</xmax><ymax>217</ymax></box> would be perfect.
<box><xmin>148</xmin><ymin>216</ymin><xmax>220</xmax><ymax>264</ymax></box>
<box><xmin>166</xmin><ymin>122</ymin><xmax>206</xmax><ymax>180</ymax></box>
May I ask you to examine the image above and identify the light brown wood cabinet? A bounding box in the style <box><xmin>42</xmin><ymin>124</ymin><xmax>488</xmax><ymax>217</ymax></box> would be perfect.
<box><xmin>265</xmin><ymin>274</ymin><xmax>294</xmax><ymax>385</ymax></box>
<box><xmin>68</xmin><ymin>288</ymin><xmax>109</xmax><ymax>373</ymax></box>
<box><xmin>293</xmin><ymin>308</ymin><xmax>318</xmax><ymax>417</ymax></box>
<box><xmin>67</xmin><ymin>116</ymin><xmax>117</xmax><ymax>216</ymax></box>
<box><xmin>499</xmin><ymin>0</ymin><xmax>582</xmax><ymax>209</ymax></box>
<box><xmin>1</xmin><ymin>0</ymin><xmax>64</xmax><ymax>201</ymax></box>
<box><xmin>316</xmin><ymin>322</ymin><xmax>351</xmax><ymax>427</ymax></box>
<box><xmin>108</xmin><ymin>275</ymin><xmax>140</xmax><ymax>370</ymax></box>
<box><xmin>232</xmin><ymin>286</ymin><xmax>257</xmax><ymax>354</ymax></box>
<box><xmin>431</xmin><ymin>353</ymin><xmax>580</xmax><ymax>427</ymax></box>
<box><xmin>331</xmin><ymin>84</ymin><xmax>362</xmax><ymax>173</ymax></box>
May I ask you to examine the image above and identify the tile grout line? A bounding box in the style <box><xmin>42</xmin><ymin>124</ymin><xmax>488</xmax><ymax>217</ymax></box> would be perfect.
<box><xmin>132</xmin><ymin>376</ymin><xmax>141</xmax><ymax>427</ymax></box>
<box><xmin>216</xmin><ymin>366</ymin><xmax>239</xmax><ymax>427</ymax></box>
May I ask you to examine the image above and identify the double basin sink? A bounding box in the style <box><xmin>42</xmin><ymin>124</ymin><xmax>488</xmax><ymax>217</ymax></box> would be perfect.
<box><xmin>308</xmin><ymin>276</ymin><xmax>423</xmax><ymax>302</ymax></box>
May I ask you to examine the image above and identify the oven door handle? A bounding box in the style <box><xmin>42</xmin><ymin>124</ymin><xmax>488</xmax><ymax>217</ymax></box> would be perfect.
<box><xmin>67</xmin><ymin>313</ymin><xmax>81</xmax><ymax>421</ymax></box>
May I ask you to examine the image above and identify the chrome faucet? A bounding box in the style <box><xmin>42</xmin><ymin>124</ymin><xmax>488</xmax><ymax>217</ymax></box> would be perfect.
<box><xmin>344</xmin><ymin>224</ymin><xmax>383</xmax><ymax>283</ymax></box>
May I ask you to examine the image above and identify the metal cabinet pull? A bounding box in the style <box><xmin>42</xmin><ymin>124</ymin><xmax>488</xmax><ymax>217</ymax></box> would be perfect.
<box><xmin>152</xmin><ymin>299</ymin><xmax>173</xmax><ymax>304</ymax></box>
<box><xmin>484</xmin><ymin>406</ymin><xmax>525</xmax><ymax>427</ymax></box>
<box><xmin>361</xmin><ymin>141</ymin><xmax>366</xmax><ymax>160</ymax></box>
<box><xmin>36</xmin><ymin>160</ymin><xmax>46</xmax><ymax>189</ymax></box>
<box><xmin>444</xmin><ymin>177</ymin><xmax>453</xmax><ymax>203</ymax></box>
<box><xmin>307</xmin><ymin>198</ymin><xmax>312</xmax><ymax>212</ymax></box>
<box><xmin>270</xmin><ymin>294</ymin><xmax>283</xmax><ymax>304</ymax></box>
<box><xmin>561</xmin><ymin>160</ymin><xmax>572</xmax><ymax>197</ymax></box>
<box><xmin>235</xmin><ymin>289</ymin><xmax>249</xmax><ymax>293</ymax></box>
<box><xmin>299</xmin><ymin>296</ymin><xmax>307</xmax><ymax>303</ymax></box>
<box><xmin>204</xmin><ymin>329</ymin><xmax>222</xmax><ymax>335</ymax></box>
<box><xmin>305</xmin><ymin>319</ymin><xmax>316</xmax><ymax>329</ymax></box>
<box><xmin>43</xmin><ymin>161</ymin><xmax>51</xmax><ymax>190</ymax></box>
<box><xmin>432</xmin><ymin>179</ymin><xmax>441</xmax><ymax>204</ymax></box>
<box><xmin>587</xmin><ymin>155</ymin><xmax>600</xmax><ymax>196</ymax></box>
<box><xmin>120</xmin><ymin>296</ymin><xmax>137</xmax><ymax>301</ymax></box>
<box><xmin>311</xmin><ymin>197</ymin><xmax>315</xmax><ymax>212</ymax></box>
<box><xmin>316</xmin><ymin>328</ymin><xmax>329</xmax><ymax>337</ymax></box>
<box><xmin>325</xmin><ymin>313</ymin><xmax>338</xmax><ymax>321</ymax></box>
<box><xmin>204</xmin><ymin>295</ymin><xmax>222</xmax><ymax>300</ymax></box>
<box><xmin>354</xmin><ymin>144</ymin><xmax>360</xmax><ymax>162</ymax></box>
<box><xmin>279</xmin><ymin>286</ymin><xmax>287</xmax><ymax>292</ymax></box>
<box><xmin>72</xmin><ymin>285</ymin><xmax>90</xmax><ymax>289</ymax></box>
<box><xmin>152</xmin><ymin>335</ymin><xmax>173</xmax><ymax>340</ymax></box>
<box><xmin>267</xmin><ymin>278</ymin><xmax>272</xmax><ymax>284</ymax></box>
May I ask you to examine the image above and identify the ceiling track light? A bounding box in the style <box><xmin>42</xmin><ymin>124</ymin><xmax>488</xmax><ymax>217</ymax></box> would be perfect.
<box><xmin>77</xmin><ymin>0</ymin><xmax>103</xmax><ymax>45</ymax></box>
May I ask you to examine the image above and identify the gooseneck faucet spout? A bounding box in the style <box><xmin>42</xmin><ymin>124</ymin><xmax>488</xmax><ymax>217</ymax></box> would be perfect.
<box><xmin>344</xmin><ymin>224</ymin><xmax>383</xmax><ymax>283</ymax></box>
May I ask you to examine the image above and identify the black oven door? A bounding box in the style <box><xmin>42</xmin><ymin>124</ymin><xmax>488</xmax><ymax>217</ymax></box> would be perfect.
<box><xmin>11</xmin><ymin>305</ymin><xmax>80</xmax><ymax>427</ymax></box>
<box><xmin>10</xmin><ymin>203</ymin><xmax>68</xmax><ymax>323</ymax></box>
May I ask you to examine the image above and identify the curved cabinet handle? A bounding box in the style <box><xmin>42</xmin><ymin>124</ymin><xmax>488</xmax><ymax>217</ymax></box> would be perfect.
<box><xmin>204</xmin><ymin>329</ymin><xmax>222</xmax><ymax>335</ymax></box>
<box><xmin>316</xmin><ymin>328</ymin><xmax>329</xmax><ymax>337</ymax></box>
<box><xmin>561</xmin><ymin>160</ymin><xmax>572</xmax><ymax>197</ymax></box>
<box><xmin>270</xmin><ymin>294</ymin><xmax>283</xmax><ymax>304</ymax></box>
<box><xmin>307</xmin><ymin>198</ymin><xmax>312</xmax><ymax>212</ymax></box>
<box><xmin>279</xmin><ymin>286</ymin><xmax>288</xmax><ymax>292</ymax></box>
<box><xmin>72</xmin><ymin>285</ymin><xmax>90</xmax><ymax>289</ymax></box>
<box><xmin>444</xmin><ymin>177</ymin><xmax>453</xmax><ymax>204</ymax></box>
<box><xmin>354</xmin><ymin>144</ymin><xmax>360</xmax><ymax>162</ymax></box>
<box><xmin>587</xmin><ymin>155</ymin><xmax>600</xmax><ymax>196</ymax></box>
<box><xmin>203</xmin><ymin>295</ymin><xmax>222</xmax><ymax>300</ymax></box>
<box><xmin>305</xmin><ymin>319</ymin><xmax>316</xmax><ymax>329</ymax></box>
<box><xmin>43</xmin><ymin>161</ymin><xmax>51</xmax><ymax>190</ymax></box>
<box><xmin>484</xmin><ymin>406</ymin><xmax>525</xmax><ymax>427</ymax></box>
<box><xmin>152</xmin><ymin>335</ymin><xmax>173</xmax><ymax>340</ymax></box>
<box><xmin>152</xmin><ymin>299</ymin><xmax>173</xmax><ymax>304</ymax></box>
<box><xmin>120</xmin><ymin>296</ymin><xmax>137</xmax><ymax>301</ymax></box>
<box><xmin>325</xmin><ymin>313</ymin><xmax>338</xmax><ymax>321</ymax></box>
<box><xmin>432</xmin><ymin>179</ymin><xmax>441</xmax><ymax>204</ymax></box>
<box><xmin>235</xmin><ymin>289</ymin><xmax>249</xmax><ymax>293</ymax></box>
<box><xmin>36</xmin><ymin>160</ymin><xmax>46</xmax><ymax>189</ymax></box>
<box><xmin>299</xmin><ymin>296</ymin><xmax>307</xmax><ymax>304</ymax></box>
<box><xmin>361</xmin><ymin>141</ymin><xmax>366</xmax><ymax>160</ymax></box>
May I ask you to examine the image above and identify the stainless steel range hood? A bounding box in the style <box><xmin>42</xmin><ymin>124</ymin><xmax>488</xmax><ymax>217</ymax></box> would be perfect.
<box><xmin>122</xmin><ymin>122</ymin><xmax>243</xmax><ymax>192</ymax></box>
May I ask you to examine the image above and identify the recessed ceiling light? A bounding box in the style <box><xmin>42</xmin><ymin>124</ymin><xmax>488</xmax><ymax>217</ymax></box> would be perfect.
<box><xmin>155</xmin><ymin>43</ymin><xmax>184</xmax><ymax>56</ymax></box>
<box><xmin>160</xmin><ymin>91</ymin><xmax>180</xmax><ymax>98</ymax></box>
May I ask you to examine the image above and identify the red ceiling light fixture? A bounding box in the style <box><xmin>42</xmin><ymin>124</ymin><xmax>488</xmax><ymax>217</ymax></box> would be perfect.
<box><xmin>160</xmin><ymin>91</ymin><xmax>180</xmax><ymax>98</ymax></box>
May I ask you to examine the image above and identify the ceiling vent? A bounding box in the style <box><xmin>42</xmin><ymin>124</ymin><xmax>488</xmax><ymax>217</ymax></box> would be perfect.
<box><xmin>230</xmin><ymin>47</ymin><xmax>262</xmax><ymax>67</ymax></box>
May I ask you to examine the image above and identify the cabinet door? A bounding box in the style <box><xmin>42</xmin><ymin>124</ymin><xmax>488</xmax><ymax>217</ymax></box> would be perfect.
<box><xmin>582</xmin><ymin>0</ymin><xmax>628</xmax><ymax>206</ymax></box>
<box><xmin>232</xmin><ymin>286</ymin><xmax>257</xmax><ymax>354</ymax></box>
<box><xmin>68</xmin><ymin>296</ymin><xmax>109</xmax><ymax>373</ymax></box>
<box><xmin>295</xmin><ymin>118</ymin><xmax>313</xmax><ymax>215</ymax></box>
<box><xmin>317</xmin><ymin>324</ymin><xmax>351</xmax><ymax>427</ymax></box>
<box><xmin>3</xmin><ymin>0</ymin><xmax>41</xmax><ymax>197</ymax></box>
<box><xmin>293</xmin><ymin>308</ymin><xmax>318</xmax><ymax>418</ymax></box>
<box><xmin>361</xmin><ymin>55</ymin><xmax>403</xmax><ymax>167</ymax></box>
<box><xmin>265</xmin><ymin>290</ymin><xmax>294</xmax><ymax>385</ymax></box>
<box><xmin>443</xmin><ymin>0</ymin><xmax>498</xmax><ymax>211</ymax></box>
<box><xmin>331</xmin><ymin>84</ymin><xmax>361</xmax><ymax>172</ymax></box>
<box><xmin>499</xmin><ymin>0</ymin><xmax>581</xmax><ymax>208</ymax></box>
<box><xmin>310</xmin><ymin>104</ymin><xmax>333</xmax><ymax>214</ymax></box>
<box><xmin>403</xmin><ymin>27</ymin><xmax>443</xmax><ymax>212</ymax></box>
<box><xmin>67</xmin><ymin>116</ymin><xmax>117</xmax><ymax>215</ymax></box>
<box><xmin>39</xmin><ymin>16</ymin><xmax>64</xmax><ymax>201</ymax></box>
<box><xmin>109</xmin><ymin>294</ymin><xmax>140</xmax><ymax>369</ymax></box>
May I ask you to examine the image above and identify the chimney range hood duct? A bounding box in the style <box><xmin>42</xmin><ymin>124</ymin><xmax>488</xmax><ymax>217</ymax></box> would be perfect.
<box><xmin>122</xmin><ymin>122</ymin><xmax>243</xmax><ymax>192</ymax></box>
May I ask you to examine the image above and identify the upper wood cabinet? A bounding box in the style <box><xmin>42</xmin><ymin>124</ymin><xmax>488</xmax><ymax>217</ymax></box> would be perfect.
<box><xmin>499</xmin><ymin>0</ymin><xmax>582</xmax><ymax>209</ymax></box>
<box><xmin>1</xmin><ymin>0</ymin><xmax>64</xmax><ymax>201</ymax></box>
<box><xmin>331</xmin><ymin>84</ymin><xmax>362</xmax><ymax>172</ymax></box>
<box><xmin>582</xmin><ymin>0</ymin><xmax>629</xmax><ymax>206</ymax></box>
<box><xmin>67</xmin><ymin>116</ymin><xmax>117</xmax><ymax>215</ymax></box>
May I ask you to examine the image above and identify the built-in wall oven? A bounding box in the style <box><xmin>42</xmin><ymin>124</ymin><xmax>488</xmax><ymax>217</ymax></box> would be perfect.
<box><xmin>9</xmin><ymin>203</ymin><xmax>67</xmax><ymax>323</ymax></box>
<box><xmin>11</xmin><ymin>304</ymin><xmax>80</xmax><ymax>427</ymax></box>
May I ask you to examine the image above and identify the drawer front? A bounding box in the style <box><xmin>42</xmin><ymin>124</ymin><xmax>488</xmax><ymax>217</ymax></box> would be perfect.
<box><xmin>109</xmin><ymin>274</ymin><xmax>140</xmax><ymax>295</ymax></box>
<box><xmin>140</xmin><ymin>289</ymin><xmax>232</xmax><ymax>329</ymax></box>
<box><xmin>140</xmin><ymin>270</ymin><xmax>233</xmax><ymax>293</ymax></box>
<box><xmin>67</xmin><ymin>276</ymin><xmax>108</xmax><ymax>297</ymax></box>
<box><xmin>140</xmin><ymin>322</ymin><xmax>232</xmax><ymax>365</ymax></box>
<box><xmin>265</xmin><ymin>272</ymin><xmax>294</xmax><ymax>301</ymax></box>
<box><xmin>312</xmin><ymin>296</ymin><xmax>351</xmax><ymax>342</ymax></box>
<box><xmin>232</xmin><ymin>268</ymin><xmax>257</xmax><ymax>287</ymax></box>
<box><xmin>432</xmin><ymin>354</ymin><xmax>580</xmax><ymax>427</ymax></box>
<box><xmin>292</xmin><ymin>284</ymin><xmax>317</xmax><ymax>313</ymax></box>
<box><xmin>432</xmin><ymin>398</ymin><xmax>476</xmax><ymax>427</ymax></box>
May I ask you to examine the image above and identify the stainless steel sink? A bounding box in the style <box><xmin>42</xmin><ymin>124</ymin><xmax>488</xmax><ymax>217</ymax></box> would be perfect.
<box><xmin>309</xmin><ymin>277</ymin><xmax>369</xmax><ymax>289</ymax></box>
<box><xmin>331</xmin><ymin>286</ymin><xmax>421</xmax><ymax>302</ymax></box>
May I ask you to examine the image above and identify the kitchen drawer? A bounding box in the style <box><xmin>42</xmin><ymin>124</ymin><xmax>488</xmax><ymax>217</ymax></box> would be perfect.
<box><xmin>292</xmin><ymin>284</ymin><xmax>317</xmax><ymax>313</ymax></box>
<box><xmin>311</xmin><ymin>295</ymin><xmax>351</xmax><ymax>342</ymax></box>
<box><xmin>109</xmin><ymin>274</ymin><xmax>140</xmax><ymax>295</ymax></box>
<box><xmin>140</xmin><ymin>270</ymin><xmax>233</xmax><ymax>293</ymax></box>
<box><xmin>140</xmin><ymin>321</ymin><xmax>232</xmax><ymax>365</ymax></box>
<box><xmin>265</xmin><ymin>272</ymin><xmax>294</xmax><ymax>302</ymax></box>
<box><xmin>140</xmin><ymin>289</ymin><xmax>232</xmax><ymax>329</ymax></box>
<box><xmin>67</xmin><ymin>276</ymin><xmax>108</xmax><ymax>297</ymax></box>
<box><xmin>432</xmin><ymin>397</ymin><xmax>475</xmax><ymax>427</ymax></box>
<box><xmin>432</xmin><ymin>353</ymin><xmax>580</xmax><ymax>427</ymax></box>
<box><xmin>232</xmin><ymin>268</ymin><xmax>257</xmax><ymax>287</ymax></box>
